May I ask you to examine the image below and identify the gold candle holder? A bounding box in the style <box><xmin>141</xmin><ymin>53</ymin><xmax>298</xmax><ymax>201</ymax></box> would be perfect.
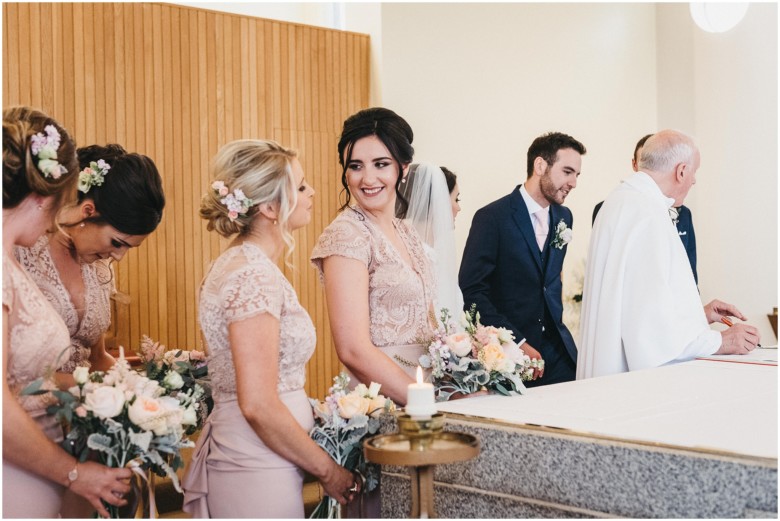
<box><xmin>396</xmin><ymin>412</ymin><xmax>445</xmax><ymax>451</ymax></box>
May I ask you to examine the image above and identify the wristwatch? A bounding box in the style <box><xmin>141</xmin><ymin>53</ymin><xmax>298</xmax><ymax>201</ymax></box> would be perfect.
<box><xmin>67</xmin><ymin>462</ymin><xmax>79</xmax><ymax>487</ymax></box>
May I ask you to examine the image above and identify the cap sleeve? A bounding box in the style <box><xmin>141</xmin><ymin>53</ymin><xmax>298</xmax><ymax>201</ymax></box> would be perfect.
<box><xmin>221</xmin><ymin>262</ymin><xmax>283</xmax><ymax>324</ymax></box>
<box><xmin>3</xmin><ymin>255</ymin><xmax>15</xmax><ymax>313</ymax></box>
<box><xmin>310</xmin><ymin>214</ymin><xmax>372</xmax><ymax>280</ymax></box>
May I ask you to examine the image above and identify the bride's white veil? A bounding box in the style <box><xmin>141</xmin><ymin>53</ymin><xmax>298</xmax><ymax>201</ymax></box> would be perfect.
<box><xmin>401</xmin><ymin>163</ymin><xmax>464</xmax><ymax>319</ymax></box>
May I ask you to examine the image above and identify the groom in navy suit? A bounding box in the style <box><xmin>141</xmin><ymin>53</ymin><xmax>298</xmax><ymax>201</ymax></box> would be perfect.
<box><xmin>459</xmin><ymin>132</ymin><xmax>586</xmax><ymax>386</ymax></box>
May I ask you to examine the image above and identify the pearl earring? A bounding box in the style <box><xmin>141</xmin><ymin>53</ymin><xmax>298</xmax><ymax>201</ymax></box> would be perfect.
<box><xmin>37</xmin><ymin>204</ymin><xmax>43</xmax><ymax>210</ymax></box>
<box><xmin>273</xmin><ymin>219</ymin><xmax>278</xmax><ymax>225</ymax></box>
<box><xmin>80</xmin><ymin>223</ymin><xmax>85</xmax><ymax>228</ymax></box>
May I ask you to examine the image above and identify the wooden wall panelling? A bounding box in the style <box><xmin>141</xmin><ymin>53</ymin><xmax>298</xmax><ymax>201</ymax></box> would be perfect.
<box><xmin>2</xmin><ymin>2</ymin><xmax>369</xmax><ymax>399</ymax></box>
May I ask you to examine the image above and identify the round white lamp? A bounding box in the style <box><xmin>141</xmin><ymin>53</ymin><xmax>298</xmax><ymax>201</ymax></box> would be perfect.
<box><xmin>689</xmin><ymin>3</ymin><xmax>749</xmax><ymax>33</ymax></box>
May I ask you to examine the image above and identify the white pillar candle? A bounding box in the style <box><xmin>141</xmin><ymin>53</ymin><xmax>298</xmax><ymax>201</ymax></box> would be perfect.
<box><xmin>406</xmin><ymin>366</ymin><xmax>437</xmax><ymax>419</ymax></box>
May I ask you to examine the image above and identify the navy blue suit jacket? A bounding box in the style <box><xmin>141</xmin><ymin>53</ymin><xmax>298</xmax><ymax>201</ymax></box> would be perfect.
<box><xmin>458</xmin><ymin>186</ymin><xmax>577</xmax><ymax>365</ymax></box>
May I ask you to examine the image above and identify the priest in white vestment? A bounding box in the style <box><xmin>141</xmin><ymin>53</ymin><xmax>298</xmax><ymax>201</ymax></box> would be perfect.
<box><xmin>577</xmin><ymin>130</ymin><xmax>760</xmax><ymax>379</ymax></box>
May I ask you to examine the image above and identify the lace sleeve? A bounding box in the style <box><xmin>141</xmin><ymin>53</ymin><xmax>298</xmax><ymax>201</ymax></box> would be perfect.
<box><xmin>310</xmin><ymin>215</ymin><xmax>371</xmax><ymax>281</ymax></box>
<box><xmin>221</xmin><ymin>263</ymin><xmax>284</xmax><ymax>324</ymax></box>
<box><xmin>3</xmin><ymin>255</ymin><xmax>14</xmax><ymax>313</ymax></box>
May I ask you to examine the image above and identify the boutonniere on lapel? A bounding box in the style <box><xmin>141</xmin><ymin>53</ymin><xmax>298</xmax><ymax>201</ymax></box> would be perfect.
<box><xmin>551</xmin><ymin>219</ymin><xmax>572</xmax><ymax>250</ymax></box>
<box><xmin>668</xmin><ymin>207</ymin><xmax>680</xmax><ymax>226</ymax></box>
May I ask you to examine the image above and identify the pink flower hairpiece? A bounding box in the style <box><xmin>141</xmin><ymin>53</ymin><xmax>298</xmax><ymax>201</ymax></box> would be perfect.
<box><xmin>212</xmin><ymin>180</ymin><xmax>254</xmax><ymax>222</ymax></box>
<box><xmin>30</xmin><ymin>125</ymin><xmax>68</xmax><ymax>179</ymax></box>
<box><xmin>78</xmin><ymin>159</ymin><xmax>111</xmax><ymax>193</ymax></box>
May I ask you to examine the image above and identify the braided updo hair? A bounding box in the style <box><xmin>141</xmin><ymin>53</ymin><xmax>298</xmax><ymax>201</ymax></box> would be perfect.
<box><xmin>3</xmin><ymin>106</ymin><xmax>78</xmax><ymax>211</ymax></box>
<box><xmin>200</xmin><ymin>139</ymin><xmax>298</xmax><ymax>251</ymax></box>
<box><xmin>74</xmin><ymin>144</ymin><xmax>165</xmax><ymax>235</ymax></box>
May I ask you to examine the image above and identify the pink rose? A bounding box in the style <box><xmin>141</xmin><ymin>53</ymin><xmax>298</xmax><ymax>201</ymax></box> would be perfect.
<box><xmin>228</xmin><ymin>210</ymin><xmax>238</xmax><ymax>220</ymax></box>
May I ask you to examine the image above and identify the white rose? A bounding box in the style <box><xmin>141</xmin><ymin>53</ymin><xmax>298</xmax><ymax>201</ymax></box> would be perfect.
<box><xmin>368</xmin><ymin>395</ymin><xmax>392</xmax><ymax>417</ymax></box>
<box><xmin>445</xmin><ymin>332</ymin><xmax>473</xmax><ymax>357</ymax></box>
<box><xmin>500</xmin><ymin>358</ymin><xmax>517</xmax><ymax>374</ymax></box>
<box><xmin>84</xmin><ymin>386</ymin><xmax>126</xmax><ymax>419</ymax></box>
<box><xmin>561</xmin><ymin>228</ymin><xmax>573</xmax><ymax>244</ymax></box>
<box><xmin>497</xmin><ymin>328</ymin><xmax>514</xmax><ymax>344</ymax></box>
<box><xmin>163</xmin><ymin>370</ymin><xmax>184</xmax><ymax>390</ymax></box>
<box><xmin>73</xmin><ymin>366</ymin><xmax>90</xmax><ymax>385</ymax></box>
<box><xmin>128</xmin><ymin>395</ymin><xmax>168</xmax><ymax>435</ymax></box>
<box><xmin>160</xmin><ymin>396</ymin><xmax>184</xmax><ymax>431</ymax></box>
<box><xmin>337</xmin><ymin>393</ymin><xmax>370</xmax><ymax>419</ymax></box>
<box><xmin>182</xmin><ymin>406</ymin><xmax>198</xmax><ymax>426</ymax></box>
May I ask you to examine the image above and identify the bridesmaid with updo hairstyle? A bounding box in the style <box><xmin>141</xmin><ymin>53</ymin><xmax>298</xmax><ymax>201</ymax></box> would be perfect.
<box><xmin>16</xmin><ymin>144</ymin><xmax>165</xmax><ymax>382</ymax></box>
<box><xmin>183</xmin><ymin>139</ymin><xmax>358</xmax><ymax>518</ymax></box>
<box><xmin>14</xmin><ymin>143</ymin><xmax>164</xmax><ymax>517</ymax></box>
<box><xmin>3</xmin><ymin>106</ymin><xmax>132</xmax><ymax>518</ymax></box>
<box><xmin>311</xmin><ymin>107</ymin><xmax>438</xmax><ymax>406</ymax></box>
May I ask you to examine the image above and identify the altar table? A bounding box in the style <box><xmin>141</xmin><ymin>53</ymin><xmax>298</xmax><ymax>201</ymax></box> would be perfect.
<box><xmin>380</xmin><ymin>355</ymin><xmax>778</xmax><ymax>518</ymax></box>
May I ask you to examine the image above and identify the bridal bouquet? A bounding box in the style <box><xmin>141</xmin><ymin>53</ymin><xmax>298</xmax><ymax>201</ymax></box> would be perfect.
<box><xmin>136</xmin><ymin>335</ymin><xmax>212</xmax><ymax>433</ymax></box>
<box><xmin>23</xmin><ymin>349</ymin><xmax>196</xmax><ymax>518</ymax></box>
<box><xmin>419</xmin><ymin>306</ymin><xmax>541</xmax><ymax>401</ymax></box>
<box><xmin>308</xmin><ymin>373</ymin><xmax>395</xmax><ymax>518</ymax></box>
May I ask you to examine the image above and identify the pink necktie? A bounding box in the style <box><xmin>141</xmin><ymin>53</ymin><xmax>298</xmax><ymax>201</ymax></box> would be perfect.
<box><xmin>533</xmin><ymin>208</ymin><xmax>548</xmax><ymax>251</ymax></box>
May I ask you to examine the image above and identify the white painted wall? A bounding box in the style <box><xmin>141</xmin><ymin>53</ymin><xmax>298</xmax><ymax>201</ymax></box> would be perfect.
<box><xmin>166</xmin><ymin>2</ymin><xmax>777</xmax><ymax>343</ymax></box>
<box><xmin>380</xmin><ymin>3</ymin><xmax>777</xmax><ymax>344</ymax></box>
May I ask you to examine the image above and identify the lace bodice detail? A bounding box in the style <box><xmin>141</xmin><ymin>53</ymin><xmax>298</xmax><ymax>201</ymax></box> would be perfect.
<box><xmin>311</xmin><ymin>208</ymin><xmax>436</xmax><ymax>347</ymax></box>
<box><xmin>199</xmin><ymin>242</ymin><xmax>315</xmax><ymax>402</ymax></box>
<box><xmin>15</xmin><ymin>235</ymin><xmax>113</xmax><ymax>373</ymax></box>
<box><xmin>3</xmin><ymin>251</ymin><xmax>71</xmax><ymax>413</ymax></box>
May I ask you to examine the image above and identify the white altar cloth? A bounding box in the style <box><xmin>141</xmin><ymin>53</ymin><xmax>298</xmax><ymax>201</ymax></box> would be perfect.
<box><xmin>436</xmin><ymin>357</ymin><xmax>778</xmax><ymax>460</ymax></box>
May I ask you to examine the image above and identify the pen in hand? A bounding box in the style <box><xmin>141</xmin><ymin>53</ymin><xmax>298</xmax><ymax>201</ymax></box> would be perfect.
<box><xmin>721</xmin><ymin>316</ymin><xmax>762</xmax><ymax>348</ymax></box>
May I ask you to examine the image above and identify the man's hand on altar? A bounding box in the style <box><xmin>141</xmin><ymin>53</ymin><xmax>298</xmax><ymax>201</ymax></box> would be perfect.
<box><xmin>521</xmin><ymin>343</ymin><xmax>545</xmax><ymax>380</ymax></box>
<box><xmin>717</xmin><ymin>323</ymin><xmax>761</xmax><ymax>355</ymax></box>
<box><xmin>703</xmin><ymin>299</ymin><xmax>747</xmax><ymax>324</ymax></box>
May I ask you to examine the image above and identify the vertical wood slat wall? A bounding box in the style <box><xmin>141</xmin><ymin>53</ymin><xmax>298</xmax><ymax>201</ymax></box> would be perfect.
<box><xmin>2</xmin><ymin>3</ymin><xmax>370</xmax><ymax>399</ymax></box>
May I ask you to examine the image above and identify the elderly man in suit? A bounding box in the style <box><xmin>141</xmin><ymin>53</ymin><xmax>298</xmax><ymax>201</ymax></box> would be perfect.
<box><xmin>459</xmin><ymin>132</ymin><xmax>586</xmax><ymax>386</ymax></box>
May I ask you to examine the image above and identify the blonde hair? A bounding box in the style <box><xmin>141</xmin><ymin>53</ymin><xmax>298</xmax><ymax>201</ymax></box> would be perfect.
<box><xmin>200</xmin><ymin>139</ymin><xmax>298</xmax><ymax>254</ymax></box>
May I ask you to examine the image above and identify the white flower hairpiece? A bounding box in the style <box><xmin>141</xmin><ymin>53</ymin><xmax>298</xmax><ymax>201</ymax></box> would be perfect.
<box><xmin>212</xmin><ymin>180</ymin><xmax>254</xmax><ymax>222</ymax></box>
<box><xmin>30</xmin><ymin>125</ymin><xmax>68</xmax><ymax>179</ymax></box>
<box><xmin>78</xmin><ymin>159</ymin><xmax>111</xmax><ymax>193</ymax></box>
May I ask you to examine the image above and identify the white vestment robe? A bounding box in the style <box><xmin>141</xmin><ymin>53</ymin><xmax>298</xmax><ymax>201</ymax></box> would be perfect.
<box><xmin>577</xmin><ymin>172</ymin><xmax>720</xmax><ymax>379</ymax></box>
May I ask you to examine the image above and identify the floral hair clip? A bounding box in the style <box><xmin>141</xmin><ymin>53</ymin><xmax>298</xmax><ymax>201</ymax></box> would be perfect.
<box><xmin>212</xmin><ymin>180</ymin><xmax>254</xmax><ymax>222</ymax></box>
<box><xmin>30</xmin><ymin>125</ymin><xmax>68</xmax><ymax>179</ymax></box>
<box><xmin>78</xmin><ymin>159</ymin><xmax>111</xmax><ymax>193</ymax></box>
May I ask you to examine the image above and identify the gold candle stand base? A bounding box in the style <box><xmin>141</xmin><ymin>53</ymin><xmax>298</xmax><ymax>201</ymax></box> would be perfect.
<box><xmin>364</xmin><ymin>413</ymin><xmax>480</xmax><ymax>518</ymax></box>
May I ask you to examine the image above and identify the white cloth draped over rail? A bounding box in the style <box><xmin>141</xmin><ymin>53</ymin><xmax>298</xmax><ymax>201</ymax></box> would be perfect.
<box><xmin>577</xmin><ymin>172</ymin><xmax>720</xmax><ymax>380</ymax></box>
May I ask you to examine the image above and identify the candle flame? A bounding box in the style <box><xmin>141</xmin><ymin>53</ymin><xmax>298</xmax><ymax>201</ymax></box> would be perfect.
<box><xmin>416</xmin><ymin>365</ymin><xmax>423</xmax><ymax>384</ymax></box>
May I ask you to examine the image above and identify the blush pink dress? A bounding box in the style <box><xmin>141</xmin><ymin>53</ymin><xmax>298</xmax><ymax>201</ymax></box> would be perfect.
<box><xmin>15</xmin><ymin>234</ymin><xmax>113</xmax><ymax>373</ymax></box>
<box><xmin>182</xmin><ymin>242</ymin><xmax>316</xmax><ymax>518</ymax></box>
<box><xmin>15</xmin><ymin>235</ymin><xmax>113</xmax><ymax>517</ymax></box>
<box><xmin>2</xmin><ymin>250</ymin><xmax>72</xmax><ymax>518</ymax></box>
<box><xmin>311</xmin><ymin>207</ymin><xmax>437</xmax><ymax>379</ymax></box>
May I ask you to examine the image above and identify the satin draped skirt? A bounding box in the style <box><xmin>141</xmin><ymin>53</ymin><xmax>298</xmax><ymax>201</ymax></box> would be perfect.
<box><xmin>182</xmin><ymin>389</ymin><xmax>314</xmax><ymax>518</ymax></box>
<box><xmin>2</xmin><ymin>411</ymin><xmax>65</xmax><ymax>519</ymax></box>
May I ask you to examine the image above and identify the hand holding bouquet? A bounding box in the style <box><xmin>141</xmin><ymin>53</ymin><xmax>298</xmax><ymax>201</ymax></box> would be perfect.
<box><xmin>23</xmin><ymin>349</ymin><xmax>196</xmax><ymax>518</ymax></box>
<box><xmin>419</xmin><ymin>306</ymin><xmax>544</xmax><ymax>401</ymax></box>
<box><xmin>308</xmin><ymin>373</ymin><xmax>395</xmax><ymax>518</ymax></box>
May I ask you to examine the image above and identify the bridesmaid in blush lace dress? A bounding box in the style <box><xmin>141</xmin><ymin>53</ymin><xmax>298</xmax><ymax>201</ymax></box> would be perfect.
<box><xmin>2</xmin><ymin>106</ymin><xmax>131</xmax><ymax>518</ymax></box>
<box><xmin>14</xmin><ymin>143</ymin><xmax>165</xmax><ymax>517</ymax></box>
<box><xmin>311</xmin><ymin>107</ymin><xmax>438</xmax><ymax>408</ymax></box>
<box><xmin>182</xmin><ymin>140</ymin><xmax>357</xmax><ymax>518</ymax></box>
